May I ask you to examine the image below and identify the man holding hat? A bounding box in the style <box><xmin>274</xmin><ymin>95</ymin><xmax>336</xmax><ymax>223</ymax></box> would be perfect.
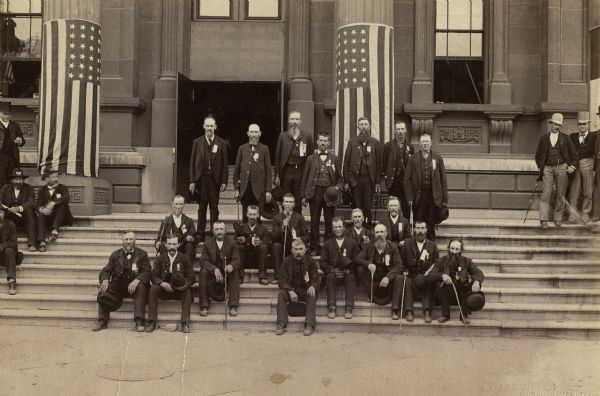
<box><xmin>0</xmin><ymin>101</ymin><xmax>25</xmax><ymax>185</ymax></box>
<box><xmin>35</xmin><ymin>168</ymin><xmax>73</xmax><ymax>251</ymax></box>
<box><xmin>568</xmin><ymin>111</ymin><xmax>597</xmax><ymax>224</ymax></box>
<box><xmin>235</xmin><ymin>205</ymin><xmax>270</xmax><ymax>285</ymax></box>
<box><xmin>93</xmin><ymin>231</ymin><xmax>152</xmax><ymax>332</ymax></box>
<box><xmin>301</xmin><ymin>132</ymin><xmax>343</xmax><ymax>255</ymax></box>
<box><xmin>155</xmin><ymin>195</ymin><xmax>198</xmax><ymax>261</ymax></box>
<box><xmin>0</xmin><ymin>210</ymin><xmax>18</xmax><ymax>295</ymax></box>
<box><xmin>535</xmin><ymin>113</ymin><xmax>578</xmax><ymax>228</ymax></box>
<box><xmin>377</xmin><ymin>196</ymin><xmax>411</xmax><ymax>249</ymax></box>
<box><xmin>0</xmin><ymin>168</ymin><xmax>37</xmax><ymax>251</ymax></box>
<box><xmin>147</xmin><ymin>234</ymin><xmax>195</xmax><ymax>333</ymax></box>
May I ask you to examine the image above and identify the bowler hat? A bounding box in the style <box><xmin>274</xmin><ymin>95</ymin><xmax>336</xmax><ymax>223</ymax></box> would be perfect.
<box><xmin>97</xmin><ymin>286</ymin><xmax>123</xmax><ymax>312</ymax></box>
<box><xmin>578</xmin><ymin>111</ymin><xmax>590</xmax><ymax>123</ymax></box>
<box><xmin>372</xmin><ymin>285</ymin><xmax>393</xmax><ymax>306</ymax></box>
<box><xmin>341</xmin><ymin>189</ymin><xmax>354</xmax><ymax>206</ymax></box>
<box><xmin>434</xmin><ymin>205</ymin><xmax>449</xmax><ymax>224</ymax></box>
<box><xmin>41</xmin><ymin>167</ymin><xmax>59</xmax><ymax>181</ymax></box>
<box><xmin>207</xmin><ymin>278</ymin><xmax>226</xmax><ymax>302</ymax></box>
<box><xmin>413</xmin><ymin>274</ymin><xmax>428</xmax><ymax>289</ymax></box>
<box><xmin>0</xmin><ymin>101</ymin><xmax>10</xmax><ymax>114</ymax></box>
<box><xmin>324</xmin><ymin>186</ymin><xmax>342</xmax><ymax>207</ymax></box>
<box><xmin>170</xmin><ymin>272</ymin><xmax>189</xmax><ymax>291</ymax></box>
<box><xmin>464</xmin><ymin>291</ymin><xmax>485</xmax><ymax>312</ymax></box>
<box><xmin>549</xmin><ymin>113</ymin><xmax>564</xmax><ymax>125</ymax></box>
<box><xmin>271</xmin><ymin>185</ymin><xmax>284</xmax><ymax>203</ymax></box>
<box><xmin>259</xmin><ymin>197</ymin><xmax>280</xmax><ymax>220</ymax></box>
<box><xmin>9</xmin><ymin>168</ymin><xmax>28</xmax><ymax>180</ymax></box>
<box><xmin>287</xmin><ymin>301</ymin><xmax>306</xmax><ymax>317</ymax></box>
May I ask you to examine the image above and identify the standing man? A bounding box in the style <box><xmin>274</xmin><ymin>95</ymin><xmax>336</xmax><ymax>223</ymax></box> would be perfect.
<box><xmin>344</xmin><ymin>208</ymin><xmax>373</xmax><ymax>250</ymax></box>
<box><xmin>274</xmin><ymin>111</ymin><xmax>314</xmax><ymax>214</ymax></box>
<box><xmin>155</xmin><ymin>195</ymin><xmax>198</xmax><ymax>261</ymax></box>
<box><xmin>0</xmin><ymin>210</ymin><xmax>18</xmax><ymax>295</ymax></box>
<box><xmin>404</xmin><ymin>134</ymin><xmax>448</xmax><ymax>241</ymax></box>
<box><xmin>535</xmin><ymin>113</ymin><xmax>578</xmax><ymax>228</ymax></box>
<box><xmin>377</xmin><ymin>196</ymin><xmax>411</xmax><ymax>249</ymax></box>
<box><xmin>35</xmin><ymin>168</ymin><xmax>74</xmax><ymax>252</ymax></box>
<box><xmin>383</xmin><ymin>122</ymin><xmax>414</xmax><ymax>218</ymax></box>
<box><xmin>301</xmin><ymin>132</ymin><xmax>343</xmax><ymax>255</ymax></box>
<box><xmin>189</xmin><ymin>115</ymin><xmax>228</xmax><ymax>241</ymax></box>
<box><xmin>568</xmin><ymin>111</ymin><xmax>596</xmax><ymax>224</ymax></box>
<box><xmin>235</xmin><ymin>205</ymin><xmax>270</xmax><ymax>285</ymax></box>
<box><xmin>342</xmin><ymin>117</ymin><xmax>383</xmax><ymax>226</ymax></box>
<box><xmin>233</xmin><ymin>124</ymin><xmax>272</xmax><ymax>223</ymax></box>
<box><xmin>0</xmin><ymin>102</ymin><xmax>25</xmax><ymax>185</ymax></box>
<box><xmin>0</xmin><ymin>168</ymin><xmax>37</xmax><ymax>252</ymax></box>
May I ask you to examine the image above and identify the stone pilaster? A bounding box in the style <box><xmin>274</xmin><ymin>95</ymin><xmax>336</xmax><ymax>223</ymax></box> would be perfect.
<box><xmin>485</xmin><ymin>111</ymin><xmax>519</xmax><ymax>154</ymax></box>
<box><xmin>43</xmin><ymin>0</ymin><xmax>101</xmax><ymax>23</ymax></box>
<box><xmin>411</xmin><ymin>0</ymin><xmax>435</xmax><ymax>104</ymax></box>
<box><xmin>488</xmin><ymin>0</ymin><xmax>512</xmax><ymax>105</ymax></box>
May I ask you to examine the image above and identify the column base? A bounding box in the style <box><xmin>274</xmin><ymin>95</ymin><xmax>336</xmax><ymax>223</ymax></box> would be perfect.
<box><xmin>288</xmin><ymin>76</ymin><xmax>315</xmax><ymax>138</ymax></box>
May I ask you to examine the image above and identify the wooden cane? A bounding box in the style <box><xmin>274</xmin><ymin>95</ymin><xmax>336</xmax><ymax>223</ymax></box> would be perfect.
<box><xmin>399</xmin><ymin>275</ymin><xmax>406</xmax><ymax>330</ymax></box>
<box><xmin>451</xmin><ymin>282</ymin><xmax>473</xmax><ymax>347</ymax></box>
<box><xmin>223</xmin><ymin>255</ymin><xmax>228</xmax><ymax>330</ymax></box>
<box><xmin>369</xmin><ymin>270</ymin><xmax>374</xmax><ymax>334</ymax></box>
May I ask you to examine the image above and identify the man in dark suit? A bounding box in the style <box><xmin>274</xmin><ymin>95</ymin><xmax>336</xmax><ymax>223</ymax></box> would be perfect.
<box><xmin>568</xmin><ymin>111</ymin><xmax>596</xmax><ymax>224</ymax></box>
<box><xmin>275</xmin><ymin>238</ymin><xmax>320</xmax><ymax>336</ymax></box>
<box><xmin>0</xmin><ymin>210</ymin><xmax>18</xmax><ymax>295</ymax></box>
<box><xmin>383</xmin><ymin>122</ymin><xmax>414</xmax><ymax>218</ymax></box>
<box><xmin>344</xmin><ymin>208</ymin><xmax>373</xmax><ymax>250</ymax></box>
<box><xmin>0</xmin><ymin>168</ymin><xmax>37</xmax><ymax>251</ymax></box>
<box><xmin>146</xmin><ymin>234</ymin><xmax>195</xmax><ymax>333</ymax></box>
<box><xmin>271</xmin><ymin>193</ymin><xmax>309</xmax><ymax>284</ymax></box>
<box><xmin>399</xmin><ymin>221</ymin><xmax>439</xmax><ymax>323</ymax></box>
<box><xmin>320</xmin><ymin>217</ymin><xmax>361</xmax><ymax>319</ymax></box>
<box><xmin>274</xmin><ymin>111</ymin><xmax>314</xmax><ymax>214</ymax></box>
<box><xmin>198</xmin><ymin>221</ymin><xmax>241</xmax><ymax>317</ymax></box>
<box><xmin>535</xmin><ymin>113</ymin><xmax>578</xmax><ymax>228</ymax></box>
<box><xmin>189</xmin><ymin>116</ymin><xmax>228</xmax><ymax>241</ymax></box>
<box><xmin>377</xmin><ymin>196</ymin><xmax>411</xmax><ymax>249</ymax></box>
<box><xmin>93</xmin><ymin>231</ymin><xmax>152</xmax><ymax>332</ymax></box>
<box><xmin>342</xmin><ymin>117</ymin><xmax>382</xmax><ymax>226</ymax></box>
<box><xmin>35</xmin><ymin>169</ymin><xmax>73</xmax><ymax>252</ymax></box>
<box><xmin>155</xmin><ymin>195</ymin><xmax>198</xmax><ymax>261</ymax></box>
<box><xmin>301</xmin><ymin>132</ymin><xmax>343</xmax><ymax>255</ymax></box>
<box><xmin>233</xmin><ymin>123</ymin><xmax>273</xmax><ymax>223</ymax></box>
<box><xmin>404</xmin><ymin>133</ymin><xmax>448</xmax><ymax>241</ymax></box>
<box><xmin>235</xmin><ymin>205</ymin><xmax>270</xmax><ymax>285</ymax></box>
<box><xmin>0</xmin><ymin>102</ymin><xmax>25</xmax><ymax>185</ymax></box>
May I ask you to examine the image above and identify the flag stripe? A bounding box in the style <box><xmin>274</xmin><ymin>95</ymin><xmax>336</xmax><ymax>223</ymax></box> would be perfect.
<box><xmin>67</xmin><ymin>80</ymin><xmax>80</xmax><ymax>174</ymax></box>
<box><xmin>343</xmin><ymin>88</ymin><xmax>350</xmax><ymax>157</ymax></box>
<box><xmin>369</xmin><ymin>25</ymin><xmax>379</xmax><ymax>139</ymax></box>
<box><xmin>84</xmin><ymin>83</ymin><xmax>94</xmax><ymax>177</ymax></box>
<box><xmin>52</xmin><ymin>20</ymin><xmax>67</xmax><ymax>173</ymax></box>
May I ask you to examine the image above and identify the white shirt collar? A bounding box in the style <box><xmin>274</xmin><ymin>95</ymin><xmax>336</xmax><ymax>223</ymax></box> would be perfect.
<box><xmin>416</xmin><ymin>240</ymin><xmax>425</xmax><ymax>250</ymax></box>
<box><xmin>0</xmin><ymin>119</ymin><xmax>8</xmax><ymax>129</ymax></box>
<box><xmin>216</xmin><ymin>240</ymin><xmax>224</xmax><ymax>249</ymax></box>
<box><xmin>168</xmin><ymin>252</ymin><xmax>177</xmax><ymax>264</ymax></box>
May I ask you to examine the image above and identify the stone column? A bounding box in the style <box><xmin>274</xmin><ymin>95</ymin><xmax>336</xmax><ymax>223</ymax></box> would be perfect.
<box><xmin>287</xmin><ymin>0</ymin><xmax>314</xmax><ymax>136</ymax></box>
<box><xmin>43</xmin><ymin>0</ymin><xmax>101</xmax><ymax>23</ymax></box>
<box><xmin>589</xmin><ymin>0</ymin><xmax>600</xmax><ymax>219</ymax></box>
<box><xmin>410</xmin><ymin>0</ymin><xmax>434</xmax><ymax>103</ymax></box>
<box><xmin>488</xmin><ymin>0</ymin><xmax>511</xmax><ymax>105</ymax></box>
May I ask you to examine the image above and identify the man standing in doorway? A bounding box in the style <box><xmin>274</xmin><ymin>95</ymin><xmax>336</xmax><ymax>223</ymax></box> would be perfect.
<box><xmin>0</xmin><ymin>102</ymin><xmax>25</xmax><ymax>185</ymax></box>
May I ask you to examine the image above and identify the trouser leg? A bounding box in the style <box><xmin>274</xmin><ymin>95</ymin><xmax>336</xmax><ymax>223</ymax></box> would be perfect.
<box><xmin>241</xmin><ymin>184</ymin><xmax>258</xmax><ymax>224</ymax></box>
<box><xmin>181</xmin><ymin>242</ymin><xmax>196</xmax><ymax>261</ymax></box>
<box><xmin>197</xmin><ymin>175</ymin><xmax>210</xmax><ymax>238</ymax></box>
<box><xmin>553</xmin><ymin>164</ymin><xmax>568</xmax><ymax>222</ymax></box>
<box><xmin>309</xmin><ymin>190</ymin><xmax>324</xmax><ymax>251</ymax></box>
<box><xmin>256</xmin><ymin>243</ymin><xmax>268</xmax><ymax>279</ymax></box>
<box><xmin>179</xmin><ymin>289</ymin><xmax>192</xmax><ymax>323</ymax></box>
<box><xmin>36</xmin><ymin>213</ymin><xmax>48</xmax><ymax>242</ymax></box>
<box><xmin>198</xmin><ymin>269</ymin><xmax>211</xmax><ymax>308</ymax></box>
<box><xmin>276</xmin><ymin>289</ymin><xmax>290</xmax><ymax>325</ymax></box>
<box><xmin>272</xmin><ymin>243</ymin><xmax>284</xmax><ymax>280</ymax></box>
<box><xmin>227</xmin><ymin>270</ymin><xmax>240</xmax><ymax>308</ymax></box>
<box><xmin>207</xmin><ymin>176</ymin><xmax>220</xmax><ymax>230</ymax></box>
<box><xmin>540</xmin><ymin>166</ymin><xmax>555</xmax><ymax>222</ymax></box>
<box><xmin>133</xmin><ymin>283</ymin><xmax>148</xmax><ymax>321</ymax></box>
<box><xmin>325</xmin><ymin>272</ymin><xmax>337</xmax><ymax>308</ymax></box>
<box><xmin>580</xmin><ymin>159</ymin><xmax>594</xmax><ymax>221</ymax></box>
<box><xmin>391</xmin><ymin>275</ymin><xmax>408</xmax><ymax>311</ymax></box>
<box><xmin>148</xmin><ymin>285</ymin><xmax>162</xmax><ymax>322</ymax></box>
<box><xmin>568</xmin><ymin>169</ymin><xmax>582</xmax><ymax>222</ymax></box>
<box><xmin>344</xmin><ymin>271</ymin><xmax>355</xmax><ymax>309</ymax></box>
<box><xmin>51</xmin><ymin>205</ymin><xmax>68</xmax><ymax>230</ymax></box>
<box><xmin>438</xmin><ymin>282</ymin><xmax>452</xmax><ymax>317</ymax></box>
<box><xmin>415</xmin><ymin>190</ymin><xmax>436</xmax><ymax>241</ymax></box>
<box><xmin>305</xmin><ymin>293</ymin><xmax>317</xmax><ymax>328</ymax></box>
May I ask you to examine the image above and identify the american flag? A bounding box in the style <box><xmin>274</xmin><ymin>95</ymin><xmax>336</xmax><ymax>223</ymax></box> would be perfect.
<box><xmin>38</xmin><ymin>19</ymin><xmax>101</xmax><ymax>177</ymax></box>
<box><xmin>334</xmin><ymin>23</ymin><xmax>393</xmax><ymax>157</ymax></box>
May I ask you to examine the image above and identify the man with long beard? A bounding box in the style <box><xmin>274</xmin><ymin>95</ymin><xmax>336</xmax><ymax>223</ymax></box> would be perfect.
<box><xmin>377</xmin><ymin>196</ymin><xmax>411</xmax><ymax>249</ymax></box>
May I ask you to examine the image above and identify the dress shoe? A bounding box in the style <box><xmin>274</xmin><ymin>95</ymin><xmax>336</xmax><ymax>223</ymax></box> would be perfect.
<box><xmin>200</xmin><ymin>308</ymin><xmax>208</xmax><ymax>317</ymax></box>
<box><xmin>540</xmin><ymin>221</ymin><xmax>548</xmax><ymax>229</ymax></box>
<box><xmin>229</xmin><ymin>307</ymin><xmax>238</xmax><ymax>317</ymax></box>
<box><xmin>344</xmin><ymin>308</ymin><xmax>353</xmax><ymax>319</ymax></box>
<box><xmin>49</xmin><ymin>230</ymin><xmax>59</xmax><ymax>242</ymax></box>
<box><xmin>145</xmin><ymin>321</ymin><xmax>156</xmax><ymax>332</ymax></box>
<box><xmin>554</xmin><ymin>221</ymin><xmax>562</xmax><ymax>227</ymax></box>
<box><xmin>28</xmin><ymin>245</ymin><xmax>37</xmax><ymax>252</ymax></box>
<box><xmin>327</xmin><ymin>307</ymin><xmax>336</xmax><ymax>319</ymax></box>
<box><xmin>135</xmin><ymin>320</ymin><xmax>145</xmax><ymax>332</ymax></box>
<box><xmin>181</xmin><ymin>322</ymin><xmax>190</xmax><ymax>333</ymax></box>
<box><xmin>405</xmin><ymin>311</ymin><xmax>414</xmax><ymax>322</ymax></box>
<box><xmin>92</xmin><ymin>320</ymin><xmax>107</xmax><ymax>331</ymax></box>
<box><xmin>259</xmin><ymin>278</ymin><xmax>269</xmax><ymax>286</ymax></box>
<box><xmin>392</xmin><ymin>310</ymin><xmax>400</xmax><ymax>320</ymax></box>
<box><xmin>38</xmin><ymin>242</ymin><xmax>46</xmax><ymax>252</ymax></box>
<box><xmin>270</xmin><ymin>279</ymin><xmax>279</xmax><ymax>285</ymax></box>
<box><xmin>303</xmin><ymin>324</ymin><xmax>314</xmax><ymax>336</ymax></box>
<box><xmin>460</xmin><ymin>315</ymin><xmax>471</xmax><ymax>324</ymax></box>
<box><xmin>8</xmin><ymin>281</ymin><xmax>16</xmax><ymax>295</ymax></box>
<box><xmin>437</xmin><ymin>316</ymin><xmax>449</xmax><ymax>323</ymax></box>
<box><xmin>276</xmin><ymin>323</ymin><xmax>285</xmax><ymax>335</ymax></box>
<box><xmin>424</xmin><ymin>311</ymin><xmax>432</xmax><ymax>323</ymax></box>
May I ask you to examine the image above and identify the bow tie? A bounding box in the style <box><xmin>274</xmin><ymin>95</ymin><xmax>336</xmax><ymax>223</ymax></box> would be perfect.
<box><xmin>319</xmin><ymin>152</ymin><xmax>328</xmax><ymax>156</ymax></box>
<box><xmin>580</xmin><ymin>133</ymin><xmax>586</xmax><ymax>137</ymax></box>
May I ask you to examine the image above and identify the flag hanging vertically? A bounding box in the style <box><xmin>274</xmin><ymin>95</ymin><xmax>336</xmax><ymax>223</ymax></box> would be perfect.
<box><xmin>334</xmin><ymin>23</ymin><xmax>393</xmax><ymax>157</ymax></box>
<box><xmin>38</xmin><ymin>19</ymin><xmax>101</xmax><ymax>177</ymax></box>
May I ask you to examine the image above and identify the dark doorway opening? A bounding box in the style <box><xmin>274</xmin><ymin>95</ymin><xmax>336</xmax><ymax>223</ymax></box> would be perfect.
<box><xmin>176</xmin><ymin>80</ymin><xmax>281</xmax><ymax>197</ymax></box>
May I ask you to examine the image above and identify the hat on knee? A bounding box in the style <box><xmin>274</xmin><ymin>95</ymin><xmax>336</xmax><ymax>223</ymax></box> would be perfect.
<box><xmin>464</xmin><ymin>291</ymin><xmax>485</xmax><ymax>312</ymax></box>
<box><xmin>170</xmin><ymin>272</ymin><xmax>189</xmax><ymax>291</ymax></box>
<box><xmin>372</xmin><ymin>284</ymin><xmax>393</xmax><ymax>306</ymax></box>
<box><xmin>287</xmin><ymin>301</ymin><xmax>306</xmax><ymax>317</ymax></box>
<box><xmin>207</xmin><ymin>278</ymin><xmax>226</xmax><ymax>302</ymax></box>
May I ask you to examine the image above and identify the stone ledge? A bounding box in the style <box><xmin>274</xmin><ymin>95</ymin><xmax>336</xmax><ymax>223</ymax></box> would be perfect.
<box><xmin>19</xmin><ymin>148</ymin><xmax>146</xmax><ymax>168</ymax></box>
<box><xmin>443</xmin><ymin>155</ymin><xmax>537</xmax><ymax>173</ymax></box>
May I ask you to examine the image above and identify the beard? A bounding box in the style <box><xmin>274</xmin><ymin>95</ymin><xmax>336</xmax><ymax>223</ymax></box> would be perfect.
<box><xmin>448</xmin><ymin>252</ymin><xmax>461</xmax><ymax>268</ymax></box>
<box><xmin>415</xmin><ymin>232</ymin><xmax>426</xmax><ymax>242</ymax></box>
<box><xmin>168</xmin><ymin>248</ymin><xmax>177</xmax><ymax>254</ymax></box>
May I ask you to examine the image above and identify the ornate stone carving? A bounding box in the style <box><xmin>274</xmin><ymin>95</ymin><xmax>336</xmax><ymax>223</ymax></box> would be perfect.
<box><xmin>439</xmin><ymin>127</ymin><xmax>481</xmax><ymax>144</ymax></box>
<box><xmin>94</xmin><ymin>187</ymin><xmax>110</xmax><ymax>205</ymax></box>
<box><xmin>19</xmin><ymin>122</ymin><xmax>34</xmax><ymax>138</ymax></box>
<box><xmin>69</xmin><ymin>187</ymin><xmax>84</xmax><ymax>204</ymax></box>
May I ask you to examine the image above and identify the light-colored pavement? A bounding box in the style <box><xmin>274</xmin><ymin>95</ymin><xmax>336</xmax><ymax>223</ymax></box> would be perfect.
<box><xmin>0</xmin><ymin>324</ymin><xmax>598</xmax><ymax>396</ymax></box>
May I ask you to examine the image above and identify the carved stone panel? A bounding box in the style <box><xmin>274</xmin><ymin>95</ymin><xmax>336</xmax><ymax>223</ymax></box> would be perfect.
<box><xmin>69</xmin><ymin>187</ymin><xmax>84</xmax><ymax>204</ymax></box>
<box><xmin>439</xmin><ymin>127</ymin><xmax>481</xmax><ymax>144</ymax></box>
<box><xmin>94</xmin><ymin>187</ymin><xmax>110</xmax><ymax>205</ymax></box>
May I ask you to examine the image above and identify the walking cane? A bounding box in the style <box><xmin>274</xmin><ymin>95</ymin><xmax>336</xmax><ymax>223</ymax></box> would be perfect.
<box><xmin>409</xmin><ymin>202</ymin><xmax>414</xmax><ymax>237</ymax></box>
<box><xmin>369</xmin><ymin>269</ymin><xmax>374</xmax><ymax>334</ymax></box>
<box><xmin>399</xmin><ymin>275</ymin><xmax>406</xmax><ymax>330</ymax></box>
<box><xmin>523</xmin><ymin>181</ymin><xmax>539</xmax><ymax>223</ymax></box>
<box><xmin>223</xmin><ymin>255</ymin><xmax>228</xmax><ymax>330</ymax></box>
<box><xmin>451</xmin><ymin>282</ymin><xmax>473</xmax><ymax>347</ymax></box>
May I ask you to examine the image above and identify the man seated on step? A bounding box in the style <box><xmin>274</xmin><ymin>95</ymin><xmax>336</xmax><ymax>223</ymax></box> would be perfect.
<box><xmin>35</xmin><ymin>168</ymin><xmax>73</xmax><ymax>252</ymax></box>
<box><xmin>320</xmin><ymin>217</ymin><xmax>361</xmax><ymax>320</ymax></box>
<box><xmin>93</xmin><ymin>231</ymin><xmax>152</xmax><ymax>332</ymax></box>
<box><xmin>275</xmin><ymin>238</ymin><xmax>320</xmax><ymax>336</ymax></box>
<box><xmin>377</xmin><ymin>196</ymin><xmax>411</xmax><ymax>248</ymax></box>
<box><xmin>146</xmin><ymin>234</ymin><xmax>195</xmax><ymax>333</ymax></box>
<box><xmin>271</xmin><ymin>193</ymin><xmax>309</xmax><ymax>284</ymax></box>
<box><xmin>399</xmin><ymin>221</ymin><xmax>439</xmax><ymax>323</ymax></box>
<box><xmin>235</xmin><ymin>205</ymin><xmax>270</xmax><ymax>285</ymax></box>
<box><xmin>344</xmin><ymin>208</ymin><xmax>373</xmax><ymax>250</ymax></box>
<box><xmin>0</xmin><ymin>168</ymin><xmax>37</xmax><ymax>252</ymax></box>
<box><xmin>431</xmin><ymin>239</ymin><xmax>485</xmax><ymax>324</ymax></box>
<box><xmin>155</xmin><ymin>195</ymin><xmax>198</xmax><ymax>262</ymax></box>
<box><xmin>354</xmin><ymin>223</ymin><xmax>407</xmax><ymax>320</ymax></box>
<box><xmin>198</xmin><ymin>221</ymin><xmax>241</xmax><ymax>317</ymax></box>
<box><xmin>0</xmin><ymin>210</ymin><xmax>18</xmax><ymax>295</ymax></box>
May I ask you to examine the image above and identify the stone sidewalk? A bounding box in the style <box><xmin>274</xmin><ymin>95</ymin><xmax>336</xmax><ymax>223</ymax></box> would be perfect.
<box><xmin>0</xmin><ymin>324</ymin><xmax>598</xmax><ymax>396</ymax></box>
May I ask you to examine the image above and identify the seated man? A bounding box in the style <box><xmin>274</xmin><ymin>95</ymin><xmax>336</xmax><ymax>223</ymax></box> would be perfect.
<box><xmin>344</xmin><ymin>208</ymin><xmax>373</xmax><ymax>250</ymax></box>
<box><xmin>0</xmin><ymin>168</ymin><xmax>37</xmax><ymax>252</ymax></box>
<box><xmin>93</xmin><ymin>231</ymin><xmax>151</xmax><ymax>332</ymax></box>
<box><xmin>235</xmin><ymin>205</ymin><xmax>270</xmax><ymax>285</ymax></box>
<box><xmin>0</xmin><ymin>210</ymin><xmax>18</xmax><ymax>295</ymax></box>
<box><xmin>146</xmin><ymin>234</ymin><xmax>195</xmax><ymax>333</ymax></box>
<box><xmin>275</xmin><ymin>238</ymin><xmax>319</xmax><ymax>336</ymax></box>
<box><xmin>271</xmin><ymin>193</ymin><xmax>309</xmax><ymax>284</ymax></box>
<box><xmin>320</xmin><ymin>217</ymin><xmax>361</xmax><ymax>319</ymax></box>
<box><xmin>433</xmin><ymin>239</ymin><xmax>485</xmax><ymax>324</ymax></box>
<box><xmin>399</xmin><ymin>221</ymin><xmax>439</xmax><ymax>323</ymax></box>
<box><xmin>199</xmin><ymin>221</ymin><xmax>241</xmax><ymax>317</ymax></box>
<box><xmin>35</xmin><ymin>168</ymin><xmax>73</xmax><ymax>252</ymax></box>
<box><xmin>377</xmin><ymin>196</ymin><xmax>411</xmax><ymax>248</ymax></box>
<box><xmin>155</xmin><ymin>195</ymin><xmax>198</xmax><ymax>261</ymax></box>
<box><xmin>355</xmin><ymin>223</ymin><xmax>407</xmax><ymax>320</ymax></box>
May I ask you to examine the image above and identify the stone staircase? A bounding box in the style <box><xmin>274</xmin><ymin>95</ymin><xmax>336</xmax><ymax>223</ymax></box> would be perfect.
<box><xmin>1</xmin><ymin>196</ymin><xmax>600</xmax><ymax>339</ymax></box>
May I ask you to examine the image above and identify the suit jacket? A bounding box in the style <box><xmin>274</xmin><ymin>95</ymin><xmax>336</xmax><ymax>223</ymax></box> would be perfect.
<box><xmin>234</xmin><ymin>223</ymin><xmax>271</xmax><ymax>246</ymax></box>
<box><xmin>0</xmin><ymin>219</ymin><xmax>17</xmax><ymax>251</ymax></box>
<box><xmin>274</xmin><ymin>128</ymin><xmax>314</xmax><ymax>178</ymax></box>
<box><xmin>404</xmin><ymin>150</ymin><xmax>448</xmax><ymax>207</ymax></box>
<box><xmin>35</xmin><ymin>183</ymin><xmax>74</xmax><ymax>225</ymax></box>
<box><xmin>0</xmin><ymin>121</ymin><xmax>25</xmax><ymax>165</ymax></box>
<box><xmin>200</xmin><ymin>235</ymin><xmax>241</xmax><ymax>272</ymax></box>
<box><xmin>432</xmin><ymin>254</ymin><xmax>485</xmax><ymax>287</ymax></box>
<box><xmin>400</xmin><ymin>238</ymin><xmax>439</xmax><ymax>278</ymax></box>
<box><xmin>319</xmin><ymin>236</ymin><xmax>361</xmax><ymax>274</ymax></box>
<box><xmin>383</xmin><ymin>139</ymin><xmax>414</xmax><ymax>190</ymax></box>
<box><xmin>300</xmin><ymin>152</ymin><xmax>343</xmax><ymax>200</ymax></box>
<box><xmin>355</xmin><ymin>241</ymin><xmax>404</xmax><ymax>279</ymax></box>
<box><xmin>151</xmin><ymin>251</ymin><xmax>195</xmax><ymax>286</ymax></box>
<box><xmin>278</xmin><ymin>254</ymin><xmax>320</xmax><ymax>291</ymax></box>
<box><xmin>0</xmin><ymin>183</ymin><xmax>35</xmax><ymax>211</ymax></box>
<box><xmin>99</xmin><ymin>247</ymin><xmax>152</xmax><ymax>284</ymax></box>
<box><xmin>377</xmin><ymin>214</ymin><xmax>411</xmax><ymax>243</ymax></box>
<box><xmin>343</xmin><ymin>136</ymin><xmax>383</xmax><ymax>188</ymax></box>
<box><xmin>535</xmin><ymin>132</ymin><xmax>578</xmax><ymax>173</ymax></box>
<box><xmin>271</xmin><ymin>211</ymin><xmax>309</xmax><ymax>245</ymax></box>
<box><xmin>343</xmin><ymin>225</ymin><xmax>373</xmax><ymax>250</ymax></box>
<box><xmin>233</xmin><ymin>142</ymin><xmax>272</xmax><ymax>200</ymax></box>
<box><xmin>156</xmin><ymin>214</ymin><xmax>198</xmax><ymax>245</ymax></box>
<box><xmin>189</xmin><ymin>134</ymin><xmax>228</xmax><ymax>186</ymax></box>
<box><xmin>569</xmin><ymin>131</ymin><xmax>597</xmax><ymax>168</ymax></box>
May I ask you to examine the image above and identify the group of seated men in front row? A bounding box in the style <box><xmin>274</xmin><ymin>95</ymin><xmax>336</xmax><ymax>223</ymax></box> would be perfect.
<box><xmin>92</xmin><ymin>194</ymin><xmax>485</xmax><ymax>336</ymax></box>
